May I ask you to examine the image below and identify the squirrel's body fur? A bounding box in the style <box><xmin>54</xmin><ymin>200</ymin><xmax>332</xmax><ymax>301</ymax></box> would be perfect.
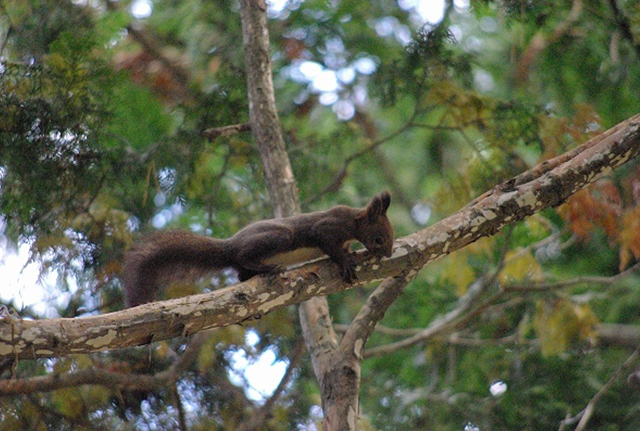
<box><xmin>123</xmin><ymin>192</ymin><xmax>393</xmax><ymax>307</ymax></box>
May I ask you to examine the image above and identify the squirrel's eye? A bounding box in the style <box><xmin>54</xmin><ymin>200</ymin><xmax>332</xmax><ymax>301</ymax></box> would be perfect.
<box><xmin>374</xmin><ymin>237</ymin><xmax>383</xmax><ymax>245</ymax></box>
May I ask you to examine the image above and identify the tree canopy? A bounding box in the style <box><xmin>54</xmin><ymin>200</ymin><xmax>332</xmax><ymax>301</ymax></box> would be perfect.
<box><xmin>1</xmin><ymin>0</ymin><xmax>640</xmax><ymax>430</ymax></box>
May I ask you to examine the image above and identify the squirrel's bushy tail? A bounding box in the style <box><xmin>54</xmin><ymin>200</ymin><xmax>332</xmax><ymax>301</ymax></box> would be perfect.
<box><xmin>123</xmin><ymin>230</ymin><xmax>234</xmax><ymax>307</ymax></box>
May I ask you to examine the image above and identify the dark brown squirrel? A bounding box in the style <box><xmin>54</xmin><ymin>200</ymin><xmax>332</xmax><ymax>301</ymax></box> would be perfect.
<box><xmin>123</xmin><ymin>191</ymin><xmax>394</xmax><ymax>307</ymax></box>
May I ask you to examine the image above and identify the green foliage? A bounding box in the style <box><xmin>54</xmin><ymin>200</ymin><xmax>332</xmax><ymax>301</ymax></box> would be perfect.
<box><xmin>106</xmin><ymin>80</ymin><xmax>172</xmax><ymax>150</ymax></box>
<box><xmin>374</xmin><ymin>24</ymin><xmax>473</xmax><ymax>106</ymax></box>
<box><xmin>0</xmin><ymin>33</ymin><xmax>114</xmax><ymax>233</ymax></box>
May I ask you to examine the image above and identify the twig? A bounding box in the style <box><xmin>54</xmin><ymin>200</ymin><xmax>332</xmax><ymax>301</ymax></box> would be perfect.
<box><xmin>126</xmin><ymin>24</ymin><xmax>190</xmax><ymax>89</ymax></box>
<box><xmin>445</xmin><ymin>333</ymin><xmax>535</xmax><ymax>347</ymax></box>
<box><xmin>364</xmin><ymin>249</ymin><xmax>640</xmax><ymax>358</ymax></box>
<box><xmin>334</xmin><ymin>323</ymin><xmax>418</xmax><ymax>337</ymax></box>
<box><xmin>335</xmin><ymin>323</ymin><xmax>535</xmax><ymax>348</ymax></box>
<box><xmin>364</xmin><ymin>289</ymin><xmax>503</xmax><ymax>358</ymax></box>
<box><xmin>303</xmin><ymin>108</ymin><xmax>422</xmax><ymax>205</ymax></box>
<box><xmin>558</xmin><ymin>346</ymin><xmax>640</xmax><ymax>431</ymax></box>
<box><xmin>516</xmin><ymin>0</ymin><xmax>583</xmax><ymax>82</ymax></box>
<box><xmin>504</xmin><ymin>230</ymin><xmax>574</xmax><ymax>263</ymax></box>
<box><xmin>558</xmin><ymin>409</ymin><xmax>573</xmax><ymax>431</ymax></box>
<box><xmin>608</xmin><ymin>0</ymin><xmax>640</xmax><ymax>63</ymax></box>
<box><xmin>171</xmin><ymin>382</ymin><xmax>188</xmax><ymax>431</ymax></box>
<box><xmin>505</xmin><ymin>261</ymin><xmax>640</xmax><ymax>292</ymax></box>
<box><xmin>0</xmin><ymin>331</ymin><xmax>208</xmax><ymax>395</ymax></box>
<box><xmin>236</xmin><ymin>340</ymin><xmax>305</xmax><ymax>431</ymax></box>
<box><xmin>203</xmin><ymin>123</ymin><xmax>252</xmax><ymax>142</ymax></box>
<box><xmin>364</xmin><ymin>227</ymin><xmax>513</xmax><ymax>359</ymax></box>
<box><xmin>372</xmin><ymin>148</ymin><xmax>416</xmax><ymax>213</ymax></box>
<box><xmin>206</xmin><ymin>148</ymin><xmax>234</xmax><ymax>229</ymax></box>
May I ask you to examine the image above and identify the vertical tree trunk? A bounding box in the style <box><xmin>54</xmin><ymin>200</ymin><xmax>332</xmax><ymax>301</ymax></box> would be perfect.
<box><xmin>238</xmin><ymin>0</ymin><xmax>299</xmax><ymax>218</ymax></box>
<box><xmin>298</xmin><ymin>291</ymin><xmax>361</xmax><ymax>429</ymax></box>
<box><xmin>237</xmin><ymin>1</ymin><xmax>360</xmax><ymax>428</ymax></box>
<box><xmin>319</xmin><ymin>356</ymin><xmax>361</xmax><ymax>429</ymax></box>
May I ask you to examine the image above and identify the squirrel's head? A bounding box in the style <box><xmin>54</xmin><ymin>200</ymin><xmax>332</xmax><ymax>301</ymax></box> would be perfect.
<box><xmin>356</xmin><ymin>191</ymin><xmax>394</xmax><ymax>258</ymax></box>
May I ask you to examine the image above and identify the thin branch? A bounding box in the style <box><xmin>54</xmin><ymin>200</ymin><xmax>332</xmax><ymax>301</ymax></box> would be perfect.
<box><xmin>335</xmin><ymin>323</ymin><xmax>535</xmax><ymax>348</ymax></box>
<box><xmin>334</xmin><ymin>323</ymin><xmax>418</xmax><ymax>337</ymax></box>
<box><xmin>516</xmin><ymin>0</ymin><xmax>584</xmax><ymax>82</ymax></box>
<box><xmin>365</xmin><ymin>251</ymin><xmax>639</xmax><ymax>358</ymax></box>
<box><xmin>303</xmin><ymin>108</ymin><xmax>422</xmax><ymax>205</ymax></box>
<box><xmin>445</xmin><ymin>333</ymin><xmax>535</xmax><ymax>347</ymax></box>
<box><xmin>558</xmin><ymin>410</ymin><xmax>573</xmax><ymax>431</ymax></box>
<box><xmin>203</xmin><ymin>123</ymin><xmax>252</xmax><ymax>142</ymax></box>
<box><xmin>340</xmin><ymin>275</ymin><xmax>413</xmax><ymax>360</ymax></box>
<box><xmin>364</xmin><ymin>280</ymin><xmax>502</xmax><ymax>358</ymax></box>
<box><xmin>236</xmin><ymin>340</ymin><xmax>305</xmax><ymax>431</ymax></box>
<box><xmin>505</xmin><ymin>261</ymin><xmax>640</xmax><ymax>292</ymax></box>
<box><xmin>411</xmin><ymin>122</ymin><xmax>479</xmax><ymax>131</ymax></box>
<box><xmin>0</xmin><ymin>365</ymin><xmax>161</xmax><ymax>394</ymax></box>
<box><xmin>457</xmin><ymin>126</ymin><xmax>497</xmax><ymax>173</ymax></box>
<box><xmin>346</xmin><ymin>229</ymin><xmax>511</xmax><ymax>360</ymax></box>
<box><xmin>206</xmin><ymin>148</ymin><xmax>234</xmax><ymax>229</ymax></box>
<box><xmin>171</xmin><ymin>383</ymin><xmax>188</xmax><ymax>431</ymax></box>
<box><xmin>558</xmin><ymin>346</ymin><xmax>640</xmax><ymax>431</ymax></box>
<box><xmin>504</xmin><ymin>229</ymin><xmax>574</xmax><ymax>263</ymax></box>
<box><xmin>0</xmin><ymin>12</ymin><xmax>11</xmax><ymax>59</ymax></box>
<box><xmin>372</xmin><ymin>148</ymin><xmax>416</xmax><ymax>213</ymax></box>
<box><xmin>126</xmin><ymin>23</ymin><xmax>190</xmax><ymax>90</ymax></box>
<box><xmin>0</xmin><ymin>331</ymin><xmax>208</xmax><ymax>395</ymax></box>
<box><xmin>362</xmin><ymin>227</ymin><xmax>512</xmax><ymax>359</ymax></box>
<box><xmin>607</xmin><ymin>0</ymin><xmax>640</xmax><ymax>63</ymax></box>
<box><xmin>598</xmin><ymin>324</ymin><xmax>640</xmax><ymax>348</ymax></box>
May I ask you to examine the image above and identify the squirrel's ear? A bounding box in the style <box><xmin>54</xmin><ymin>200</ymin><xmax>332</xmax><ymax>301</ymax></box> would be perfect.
<box><xmin>378</xmin><ymin>191</ymin><xmax>391</xmax><ymax>213</ymax></box>
<box><xmin>366</xmin><ymin>190</ymin><xmax>391</xmax><ymax>219</ymax></box>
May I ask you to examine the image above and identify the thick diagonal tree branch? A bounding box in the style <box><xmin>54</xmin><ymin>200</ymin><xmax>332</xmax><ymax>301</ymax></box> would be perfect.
<box><xmin>0</xmin><ymin>113</ymin><xmax>639</xmax><ymax>362</ymax></box>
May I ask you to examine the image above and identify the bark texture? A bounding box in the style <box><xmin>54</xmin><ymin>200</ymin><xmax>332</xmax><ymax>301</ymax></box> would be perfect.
<box><xmin>238</xmin><ymin>0</ymin><xmax>299</xmax><ymax>218</ymax></box>
<box><xmin>1</xmin><ymin>113</ymin><xmax>638</xmax><ymax>361</ymax></box>
<box><xmin>237</xmin><ymin>1</ymin><xmax>356</xmax><ymax>427</ymax></box>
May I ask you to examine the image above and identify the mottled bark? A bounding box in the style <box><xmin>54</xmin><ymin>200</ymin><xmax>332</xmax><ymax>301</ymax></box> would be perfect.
<box><xmin>237</xmin><ymin>2</ymin><xmax>355</xmax><ymax>428</ymax></box>
<box><xmin>238</xmin><ymin>0</ymin><xmax>299</xmax><ymax>218</ymax></box>
<box><xmin>3</xmin><ymin>2</ymin><xmax>640</xmax><ymax>424</ymax></box>
<box><xmin>1</xmin><ymin>113</ymin><xmax>638</xmax><ymax>361</ymax></box>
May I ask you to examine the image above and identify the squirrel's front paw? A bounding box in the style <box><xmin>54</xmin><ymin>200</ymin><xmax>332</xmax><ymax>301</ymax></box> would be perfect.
<box><xmin>340</xmin><ymin>262</ymin><xmax>357</xmax><ymax>283</ymax></box>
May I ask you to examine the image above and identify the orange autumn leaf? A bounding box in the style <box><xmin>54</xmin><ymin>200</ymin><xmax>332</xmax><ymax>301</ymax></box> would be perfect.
<box><xmin>558</xmin><ymin>179</ymin><xmax>621</xmax><ymax>241</ymax></box>
<box><xmin>619</xmin><ymin>204</ymin><xmax>640</xmax><ymax>270</ymax></box>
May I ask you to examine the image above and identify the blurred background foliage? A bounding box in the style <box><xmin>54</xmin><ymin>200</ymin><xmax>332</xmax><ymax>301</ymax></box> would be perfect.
<box><xmin>1</xmin><ymin>0</ymin><xmax>640</xmax><ymax>429</ymax></box>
